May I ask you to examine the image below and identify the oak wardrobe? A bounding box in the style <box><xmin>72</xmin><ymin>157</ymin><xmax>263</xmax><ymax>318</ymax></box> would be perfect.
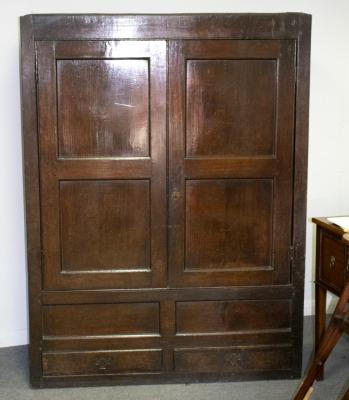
<box><xmin>20</xmin><ymin>13</ymin><xmax>311</xmax><ymax>387</ymax></box>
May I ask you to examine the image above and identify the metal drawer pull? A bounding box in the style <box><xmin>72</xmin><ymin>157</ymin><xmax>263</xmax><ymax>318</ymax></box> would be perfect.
<box><xmin>346</xmin><ymin>258</ymin><xmax>349</xmax><ymax>272</ymax></box>
<box><xmin>95</xmin><ymin>356</ymin><xmax>112</xmax><ymax>371</ymax></box>
<box><xmin>329</xmin><ymin>256</ymin><xmax>336</xmax><ymax>269</ymax></box>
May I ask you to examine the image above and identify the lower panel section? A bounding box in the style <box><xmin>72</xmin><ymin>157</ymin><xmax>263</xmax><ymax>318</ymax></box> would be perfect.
<box><xmin>175</xmin><ymin>299</ymin><xmax>291</xmax><ymax>334</ymax></box>
<box><xmin>36</xmin><ymin>345</ymin><xmax>298</xmax><ymax>386</ymax></box>
<box><xmin>42</xmin><ymin>302</ymin><xmax>160</xmax><ymax>337</ymax></box>
<box><xmin>33</xmin><ymin>286</ymin><xmax>302</xmax><ymax>387</ymax></box>
<box><xmin>42</xmin><ymin>350</ymin><xmax>163</xmax><ymax>376</ymax></box>
<box><xmin>38</xmin><ymin>369</ymin><xmax>298</xmax><ymax>388</ymax></box>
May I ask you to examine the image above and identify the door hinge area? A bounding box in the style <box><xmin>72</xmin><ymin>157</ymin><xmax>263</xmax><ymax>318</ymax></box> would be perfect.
<box><xmin>40</xmin><ymin>250</ymin><xmax>45</xmax><ymax>268</ymax></box>
<box><xmin>289</xmin><ymin>245</ymin><xmax>295</xmax><ymax>262</ymax></box>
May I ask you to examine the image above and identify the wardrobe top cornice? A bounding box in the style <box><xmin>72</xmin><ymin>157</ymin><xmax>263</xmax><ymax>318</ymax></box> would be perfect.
<box><xmin>21</xmin><ymin>13</ymin><xmax>311</xmax><ymax>41</ymax></box>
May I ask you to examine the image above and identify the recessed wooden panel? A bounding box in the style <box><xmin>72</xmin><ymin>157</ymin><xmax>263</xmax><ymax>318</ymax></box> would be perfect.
<box><xmin>60</xmin><ymin>180</ymin><xmax>150</xmax><ymax>272</ymax></box>
<box><xmin>185</xmin><ymin>179</ymin><xmax>273</xmax><ymax>270</ymax></box>
<box><xmin>174</xmin><ymin>346</ymin><xmax>292</xmax><ymax>373</ymax></box>
<box><xmin>176</xmin><ymin>300</ymin><xmax>290</xmax><ymax>334</ymax></box>
<box><xmin>43</xmin><ymin>350</ymin><xmax>163</xmax><ymax>376</ymax></box>
<box><xmin>186</xmin><ymin>59</ymin><xmax>276</xmax><ymax>157</ymax></box>
<box><xmin>57</xmin><ymin>59</ymin><xmax>149</xmax><ymax>158</ymax></box>
<box><xmin>43</xmin><ymin>303</ymin><xmax>160</xmax><ymax>337</ymax></box>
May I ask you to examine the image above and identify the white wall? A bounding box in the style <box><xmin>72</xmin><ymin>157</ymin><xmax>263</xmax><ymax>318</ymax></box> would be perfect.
<box><xmin>1</xmin><ymin>0</ymin><xmax>349</xmax><ymax>348</ymax></box>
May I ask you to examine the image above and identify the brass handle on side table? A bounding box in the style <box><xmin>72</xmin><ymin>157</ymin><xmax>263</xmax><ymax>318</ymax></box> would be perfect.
<box><xmin>346</xmin><ymin>258</ymin><xmax>349</xmax><ymax>273</ymax></box>
<box><xmin>329</xmin><ymin>256</ymin><xmax>336</xmax><ymax>269</ymax></box>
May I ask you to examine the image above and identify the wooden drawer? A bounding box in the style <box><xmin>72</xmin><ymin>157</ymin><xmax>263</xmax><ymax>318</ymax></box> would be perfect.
<box><xmin>42</xmin><ymin>349</ymin><xmax>163</xmax><ymax>376</ymax></box>
<box><xmin>174</xmin><ymin>346</ymin><xmax>292</xmax><ymax>373</ymax></box>
<box><xmin>319</xmin><ymin>232</ymin><xmax>345</xmax><ymax>293</ymax></box>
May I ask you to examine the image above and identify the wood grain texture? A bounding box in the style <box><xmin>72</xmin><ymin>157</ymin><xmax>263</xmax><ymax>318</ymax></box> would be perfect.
<box><xmin>57</xmin><ymin>59</ymin><xmax>149</xmax><ymax>158</ymax></box>
<box><xmin>43</xmin><ymin>350</ymin><xmax>163</xmax><ymax>376</ymax></box>
<box><xmin>186</xmin><ymin>59</ymin><xmax>276</xmax><ymax>157</ymax></box>
<box><xmin>43</xmin><ymin>303</ymin><xmax>160</xmax><ymax>337</ymax></box>
<box><xmin>185</xmin><ymin>179</ymin><xmax>273</xmax><ymax>272</ymax></box>
<box><xmin>176</xmin><ymin>300</ymin><xmax>290</xmax><ymax>334</ymax></box>
<box><xmin>60</xmin><ymin>180</ymin><xmax>150</xmax><ymax>272</ymax></box>
<box><xmin>174</xmin><ymin>346</ymin><xmax>293</xmax><ymax>373</ymax></box>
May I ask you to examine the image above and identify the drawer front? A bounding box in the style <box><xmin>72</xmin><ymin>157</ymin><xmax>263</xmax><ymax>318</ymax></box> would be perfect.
<box><xmin>320</xmin><ymin>233</ymin><xmax>345</xmax><ymax>292</ymax></box>
<box><xmin>43</xmin><ymin>350</ymin><xmax>163</xmax><ymax>376</ymax></box>
<box><xmin>174</xmin><ymin>346</ymin><xmax>292</xmax><ymax>373</ymax></box>
<box><xmin>176</xmin><ymin>300</ymin><xmax>290</xmax><ymax>335</ymax></box>
<box><xmin>43</xmin><ymin>303</ymin><xmax>160</xmax><ymax>338</ymax></box>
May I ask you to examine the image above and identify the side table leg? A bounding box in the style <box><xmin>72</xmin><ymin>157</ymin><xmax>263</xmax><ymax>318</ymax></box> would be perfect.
<box><xmin>315</xmin><ymin>283</ymin><xmax>326</xmax><ymax>381</ymax></box>
<box><xmin>341</xmin><ymin>384</ymin><xmax>349</xmax><ymax>400</ymax></box>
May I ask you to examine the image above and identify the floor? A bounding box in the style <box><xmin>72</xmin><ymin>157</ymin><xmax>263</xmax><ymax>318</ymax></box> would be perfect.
<box><xmin>0</xmin><ymin>317</ymin><xmax>348</xmax><ymax>400</ymax></box>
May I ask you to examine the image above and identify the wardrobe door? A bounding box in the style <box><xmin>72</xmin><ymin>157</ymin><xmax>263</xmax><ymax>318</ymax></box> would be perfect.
<box><xmin>169</xmin><ymin>40</ymin><xmax>296</xmax><ymax>287</ymax></box>
<box><xmin>37</xmin><ymin>40</ymin><xmax>167</xmax><ymax>290</ymax></box>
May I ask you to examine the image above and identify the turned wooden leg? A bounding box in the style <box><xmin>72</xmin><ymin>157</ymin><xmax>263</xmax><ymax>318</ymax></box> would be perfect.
<box><xmin>294</xmin><ymin>321</ymin><xmax>343</xmax><ymax>399</ymax></box>
<box><xmin>315</xmin><ymin>283</ymin><xmax>327</xmax><ymax>381</ymax></box>
<box><xmin>342</xmin><ymin>385</ymin><xmax>349</xmax><ymax>400</ymax></box>
<box><xmin>294</xmin><ymin>282</ymin><xmax>349</xmax><ymax>400</ymax></box>
<box><xmin>303</xmin><ymin>387</ymin><xmax>314</xmax><ymax>400</ymax></box>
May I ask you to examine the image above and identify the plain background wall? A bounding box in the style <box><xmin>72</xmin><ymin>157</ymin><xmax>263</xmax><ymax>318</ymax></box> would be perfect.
<box><xmin>1</xmin><ymin>0</ymin><xmax>349</xmax><ymax>348</ymax></box>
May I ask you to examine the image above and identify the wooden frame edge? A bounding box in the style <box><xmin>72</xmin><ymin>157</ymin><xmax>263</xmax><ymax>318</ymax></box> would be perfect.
<box><xmin>291</xmin><ymin>13</ymin><xmax>312</xmax><ymax>378</ymax></box>
<box><xmin>20</xmin><ymin>14</ymin><xmax>43</xmax><ymax>388</ymax></box>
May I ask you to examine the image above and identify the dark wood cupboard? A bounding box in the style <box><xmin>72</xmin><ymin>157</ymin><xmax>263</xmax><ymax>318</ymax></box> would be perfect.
<box><xmin>20</xmin><ymin>13</ymin><xmax>311</xmax><ymax>387</ymax></box>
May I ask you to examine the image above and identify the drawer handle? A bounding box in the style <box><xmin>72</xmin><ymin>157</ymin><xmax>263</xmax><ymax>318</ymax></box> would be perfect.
<box><xmin>346</xmin><ymin>258</ymin><xmax>349</xmax><ymax>272</ymax></box>
<box><xmin>95</xmin><ymin>356</ymin><xmax>112</xmax><ymax>371</ymax></box>
<box><xmin>329</xmin><ymin>256</ymin><xmax>336</xmax><ymax>269</ymax></box>
<box><xmin>224</xmin><ymin>352</ymin><xmax>241</xmax><ymax>367</ymax></box>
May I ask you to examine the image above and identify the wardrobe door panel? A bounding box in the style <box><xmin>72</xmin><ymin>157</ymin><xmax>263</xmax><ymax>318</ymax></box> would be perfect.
<box><xmin>186</xmin><ymin>59</ymin><xmax>276</xmax><ymax>157</ymax></box>
<box><xmin>185</xmin><ymin>179</ymin><xmax>273</xmax><ymax>271</ymax></box>
<box><xmin>169</xmin><ymin>40</ymin><xmax>296</xmax><ymax>287</ymax></box>
<box><xmin>37</xmin><ymin>41</ymin><xmax>167</xmax><ymax>290</ymax></box>
<box><xmin>60</xmin><ymin>180</ymin><xmax>150</xmax><ymax>272</ymax></box>
<box><xmin>57</xmin><ymin>59</ymin><xmax>150</xmax><ymax>158</ymax></box>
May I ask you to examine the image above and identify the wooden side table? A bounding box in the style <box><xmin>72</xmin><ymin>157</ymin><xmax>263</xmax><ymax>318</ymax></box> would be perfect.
<box><xmin>312</xmin><ymin>217</ymin><xmax>349</xmax><ymax>380</ymax></box>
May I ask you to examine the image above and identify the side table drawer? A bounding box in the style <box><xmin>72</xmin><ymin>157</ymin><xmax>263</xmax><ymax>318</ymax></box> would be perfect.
<box><xmin>319</xmin><ymin>232</ymin><xmax>345</xmax><ymax>293</ymax></box>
